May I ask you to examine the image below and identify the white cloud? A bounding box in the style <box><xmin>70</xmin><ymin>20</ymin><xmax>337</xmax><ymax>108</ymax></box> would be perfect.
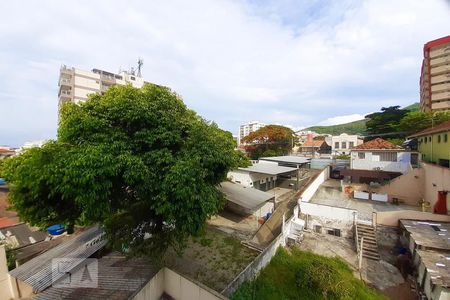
<box><xmin>0</xmin><ymin>0</ymin><xmax>449</xmax><ymax>146</ymax></box>
<box><xmin>318</xmin><ymin>114</ymin><xmax>366</xmax><ymax>126</ymax></box>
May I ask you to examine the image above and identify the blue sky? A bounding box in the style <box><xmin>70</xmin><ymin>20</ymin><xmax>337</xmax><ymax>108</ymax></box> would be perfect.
<box><xmin>1</xmin><ymin>0</ymin><xmax>450</xmax><ymax>147</ymax></box>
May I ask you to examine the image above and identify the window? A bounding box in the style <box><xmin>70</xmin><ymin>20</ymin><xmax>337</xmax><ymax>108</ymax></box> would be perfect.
<box><xmin>445</xmin><ymin>134</ymin><xmax>448</xmax><ymax>143</ymax></box>
<box><xmin>379</xmin><ymin>152</ymin><xmax>397</xmax><ymax>162</ymax></box>
<box><xmin>438</xmin><ymin>135</ymin><xmax>441</xmax><ymax>143</ymax></box>
<box><xmin>429</xmin><ymin>136</ymin><xmax>432</xmax><ymax>142</ymax></box>
<box><xmin>131</xmin><ymin>76</ymin><xmax>136</xmax><ymax>80</ymax></box>
<box><xmin>314</xmin><ymin>225</ymin><xmax>322</xmax><ymax>233</ymax></box>
<box><xmin>327</xmin><ymin>229</ymin><xmax>341</xmax><ymax>237</ymax></box>
<box><xmin>358</xmin><ymin>152</ymin><xmax>365</xmax><ymax>159</ymax></box>
<box><xmin>424</xmin><ymin>137</ymin><xmax>427</xmax><ymax>144</ymax></box>
<box><xmin>335</xmin><ymin>142</ymin><xmax>339</xmax><ymax>148</ymax></box>
<box><xmin>342</xmin><ymin>142</ymin><xmax>347</xmax><ymax>149</ymax></box>
<box><xmin>349</xmin><ymin>142</ymin><xmax>354</xmax><ymax>148</ymax></box>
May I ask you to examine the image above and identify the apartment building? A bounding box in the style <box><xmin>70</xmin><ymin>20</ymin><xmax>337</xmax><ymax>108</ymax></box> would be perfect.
<box><xmin>420</xmin><ymin>35</ymin><xmax>450</xmax><ymax>112</ymax></box>
<box><xmin>58</xmin><ymin>65</ymin><xmax>149</xmax><ymax>109</ymax></box>
<box><xmin>238</xmin><ymin>121</ymin><xmax>266</xmax><ymax>145</ymax></box>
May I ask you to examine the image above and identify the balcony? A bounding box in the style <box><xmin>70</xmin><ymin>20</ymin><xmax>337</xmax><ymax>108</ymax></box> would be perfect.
<box><xmin>59</xmin><ymin>77</ymin><xmax>71</xmax><ymax>86</ymax></box>
<box><xmin>58</xmin><ymin>89</ymin><xmax>71</xmax><ymax>98</ymax></box>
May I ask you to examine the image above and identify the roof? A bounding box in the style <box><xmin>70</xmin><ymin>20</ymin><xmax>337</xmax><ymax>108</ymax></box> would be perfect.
<box><xmin>424</xmin><ymin>35</ymin><xmax>450</xmax><ymax>52</ymax></box>
<box><xmin>301</xmin><ymin>140</ymin><xmax>327</xmax><ymax>147</ymax></box>
<box><xmin>400</xmin><ymin>220</ymin><xmax>450</xmax><ymax>251</ymax></box>
<box><xmin>10</xmin><ymin>225</ymin><xmax>106</xmax><ymax>292</ymax></box>
<box><xmin>408</xmin><ymin>120</ymin><xmax>450</xmax><ymax>138</ymax></box>
<box><xmin>340</xmin><ymin>169</ymin><xmax>402</xmax><ymax>180</ymax></box>
<box><xmin>238</xmin><ymin>163</ymin><xmax>297</xmax><ymax>175</ymax></box>
<box><xmin>0</xmin><ymin>223</ymin><xmax>48</xmax><ymax>248</ymax></box>
<box><xmin>33</xmin><ymin>252</ymin><xmax>160</xmax><ymax>300</ymax></box>
<box><xmin>415</xmin><ymin>250</ymin><xmax>450</xmax><ymax>288</ymax></box>
<box><xmin>353</xmin><ymin>138</ymin><xmax>403</xmax><ymax>150</ymax></box>
<box><xmin>218</xmin><ymin>181</ymin><xmax>274</xmax><ymax>212</ymax></box>
<box><xmin>258</xmin><ymin>156</ymin><xmax>310</xmax><ymax>165</ymax></box>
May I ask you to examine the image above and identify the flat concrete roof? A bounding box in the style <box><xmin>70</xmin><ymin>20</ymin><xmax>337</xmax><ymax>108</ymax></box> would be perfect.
<box><xmin>400</xmin><ymin>220</ymin><xmax>450</xmax><ymax>251</ymax></box>
<box><xmin>259</xmin><ymin>156</ymin><xmax>310</xmax><ymax>165</ymax></box>
<box><xmin>416</xmin><ymin>249</ymin><xmax>450</xmax><ymax>288</ymax></box>
<box><xmin>238</xmin><ymin>164</ymin><xmax>297</xmax><ymax>175</ymax></box>
<box><xmin>218</xmin><ymin>181</ymin><xmax>274</xmax><ymax>211</ymax></box>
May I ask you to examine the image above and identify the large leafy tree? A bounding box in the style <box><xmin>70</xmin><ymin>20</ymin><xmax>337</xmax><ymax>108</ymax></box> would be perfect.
<box><xmin>242</xmin><ymin>125</ymin><xmax>294</xmax><ymax>159</ymax></box>
<box><xmin>365</xmin><ymin>106</ymin><xmax>408</xmax><ymax>136</ymax></box>
<box><xmin>397</xmin><ymin>111</ymin><xmax>450</xmax><ymax>135</ymax></box>
<box><xmin>1</xmin><ymin>84</ymin><xmax>246</xmax><ymax>256</ymax></box>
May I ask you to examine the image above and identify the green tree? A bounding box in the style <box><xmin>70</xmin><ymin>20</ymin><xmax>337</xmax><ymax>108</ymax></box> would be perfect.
<box><xmin>397</xmin><ymin>111</ymin><xmax>450</xmax><ymax>135</ymax></box>
<box><xmin>365</xmin><ymin>106</ymin><xmax>408</xmax><ymax>136</ymax></box>
<box><xmin>1</xmin><ymin>84</ymin><xmax>243</xmax><ymax>256</ymax></box>
<box><xmin>242</xmin><ymin>125</ymin><xmax>294</xmax><ymax>159</ymax></box>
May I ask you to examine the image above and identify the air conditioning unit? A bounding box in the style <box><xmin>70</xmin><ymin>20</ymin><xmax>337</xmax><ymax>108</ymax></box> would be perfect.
<box><xmin>373</xmin><ymin>167</ymin><xmax>381</xmax><ymax>171</ymax></box>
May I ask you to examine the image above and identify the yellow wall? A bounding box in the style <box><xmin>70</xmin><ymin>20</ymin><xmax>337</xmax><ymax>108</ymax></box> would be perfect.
<box><xmin>418</xmin><ymin>131</ymin><xmax>450</xmax><ymax>165</ymax></box>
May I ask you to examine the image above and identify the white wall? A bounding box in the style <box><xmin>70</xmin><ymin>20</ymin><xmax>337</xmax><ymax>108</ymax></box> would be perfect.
<box><xmin>227</xmin><ymin>170</ymin><xmax>277</xmax><ymax>188</ymax></box>
<box><xmin>351</xmin><ymin>151</ymin><xmax>412</xmax><ymax>174</ymax></box>
<box><xmin>298</xmin><ymin>167</ymin><xmax>330</xmax><ymax>203</ymax></box>
<box><xmin>300</xmin><ymin>202</ymin><xmax>357</xmax><ymax>222</ymax></box>
<box><xmin>331</xmin><ymin>134</ymin><xmax>363</xmax><ymax>154</ymax></box>
<box><xmin>422</xmin><ymin>162</ymin><xmax>450</xmax><ymax>210</ymax></box>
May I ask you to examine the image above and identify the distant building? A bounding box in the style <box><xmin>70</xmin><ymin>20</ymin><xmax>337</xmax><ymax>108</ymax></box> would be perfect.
<box><xmin>350</xmin><ymin>138</ymin><xmax>417</xmax><ymax>174</ymax></box>
<box><xmin>58</xmin><ymin>64</ymin><xmax>154</xmax><ymax>110</ymax></box>
<box><xmin>420</xmin><ymin>35</ymin><xmax>450</xmax><ymax>112</ymax></box>
<box><xmin>408</xmin><ymin>120</ymin><xmax>450</xmax><ymax>168</ymax></box>
<box><xmin>238</xmin><ymin>121</ymin><xmax>266</xmax><ymax>145</ymax></box>
<box><xmin>0</xmin><ymin>147</ymin><xmax>15</xmax><ymax>159</ymax></box>
<box><xmin>331</xmin><ymin>133</ymin><xmax>363</xmax><ymax>155</ymax></box>
<box><xmin>300</xmin><ymin>140</ymin><xmax>331</xmax><ymax>156</ymax></box>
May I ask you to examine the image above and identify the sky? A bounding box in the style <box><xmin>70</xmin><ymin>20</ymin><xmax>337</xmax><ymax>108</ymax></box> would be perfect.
<box><xmin>1</xmin><ymin>0</ymin><xmax>450</xmax><ymax>147</ymax></box>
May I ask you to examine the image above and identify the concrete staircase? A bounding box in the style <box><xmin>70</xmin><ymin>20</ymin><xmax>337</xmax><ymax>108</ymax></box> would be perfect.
<box><xmin>356</xmin><ymin>223</ymin><xmax>380</xmax><ymax>261</ymax></box>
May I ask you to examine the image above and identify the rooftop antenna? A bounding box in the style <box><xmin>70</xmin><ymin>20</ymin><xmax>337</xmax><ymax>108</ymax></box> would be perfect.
<box><xmin>137</xmin><ymin>58</ymin><xmax>144</xmax><ymax>77</ymax></box>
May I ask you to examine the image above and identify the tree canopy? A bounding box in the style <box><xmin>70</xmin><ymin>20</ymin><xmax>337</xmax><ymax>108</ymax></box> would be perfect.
<box><xmin>396</xmin><ymin>111</ymin><xmax>450</xmax><ymax>135</ymax></box>
<box><xmin>242</xmin><ymin>125</ymin><xmax>294</xmax><ymax>159</ymax></box>
<box><xmin>365</xmin><ymin>106</ymin><xmax>408</xmax><ymax>136</ymax></box>
<box><xmin>1</xmin><ymin>84</ymin><xmax>247</xmax><ymax>256</ymax></box>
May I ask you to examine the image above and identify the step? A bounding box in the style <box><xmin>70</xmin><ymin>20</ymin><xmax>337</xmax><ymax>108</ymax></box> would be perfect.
<box><xmin>357</xmin><ymin>235</ymin><xmax>377</xmax><ymax>242</ymax></box>
<box><xmin>357</xmin><ymin>227</ymin><xmax>376</xmax><ymax>234</ymax></box>
<box><xmin>357</xmin><ymin>224</ymin><xmax>375</xmax><ymax>230</ymax></box>
<box><xmin>363</xmin><ymin>253</ymin><xmax>380</xmax><ymax>261</ymax></box>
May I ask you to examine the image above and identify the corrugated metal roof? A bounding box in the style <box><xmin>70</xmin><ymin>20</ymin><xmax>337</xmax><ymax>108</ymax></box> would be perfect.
<box><xmin>218</xmin><ymin>181</ymin><xmax>274</xmax><ymax>211</ymax></box>
<box><xmin>239</xmin><ymin>164</ymin><xmax>297</xmax><ymax>175</ymax></box>
<box><xmin>33</xmin><ymin>252</ymin><xmax>160</xmax><ymax>300</ymax></box>
<box><xmin>0</xmin><ymin>223</ymin><xmax>48</xmax><ymax>248</ymax></box>
<box><xmin>259</xmin><ymin>156</ymin><xmax>310</xmax><ymax>164</ymax></box>
<box><xmin>10</xmin><ymin>225</ymin><xmax>106</xmax><ymax>292</ymax></box>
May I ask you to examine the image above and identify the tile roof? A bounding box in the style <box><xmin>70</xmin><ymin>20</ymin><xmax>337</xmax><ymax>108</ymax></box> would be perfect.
<box><xmin>33</xmin><ymin>252</ymin><xmax>160</xmax><ymax>300</ymax></box>
<box><xmin>0</xmin><ymin>223</ymin><xmax>48</xmax><ymax>248</ymax></box>
<box><xmin>353</xmin><ymin>138</ymin><xmax>403</xmax><ymax>150</ymax></box>
<box><xmin>408</xmin><ymin>120</ymin><xmax>450</xmax><ymax>138</ymax></box>
<box><xmin>301</xmin><ymin>140</ymin><xmax>327</xmax><ymax>147</ymax></box>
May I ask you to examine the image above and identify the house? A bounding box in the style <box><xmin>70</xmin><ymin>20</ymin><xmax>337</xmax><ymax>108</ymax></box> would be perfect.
<box><xmin>228</xmin><ymin>163</ymin><xmax>298</xmax><ymax>191</ymax></box>
<box><xmin>409</xmin><ymin>120</ymin><xmax>450</xmax><ymax>168</ymax></box>
<box><xmin>331</xmin><ymin>133</ymin><xmax>363</xmax><ymax>155</ymax></box>
<box><xmin>0</xmin><ymin>148</ymin><xmax>15</xmax><ymax>159</ymax></box>
<box><xmin>350</xmin><ymin>138</ymin><xmax>417</xmax><ymax>174</ymax></box>
<box><xmin>218</xmin><ymin>181</ymin><xmax>274</xmax><ymax>218</ymax></box>
<box><xmin>299</xmin><ymin>140</ymin><xmax>331</xmax><ymax>155</ymax></box>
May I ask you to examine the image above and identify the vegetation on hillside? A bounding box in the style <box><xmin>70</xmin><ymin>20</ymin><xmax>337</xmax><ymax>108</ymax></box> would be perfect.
<box><xmin>0</xmin><ymin>84</ymin><xmax>247</xmax><ymax>257</ymax></box>
<box><xmin>304</xmin><ymin>119</ymin><xmax>367</xmax><ymax>135</ymax></box>
<box><xmin>231</xmin><ymin>248</ymin><xmax>386</xmax><ymax>300</ymax></box>
<box><xmin>242</xmin><ymin>125</ymin><xmax>295</xmax><ymax>159</ymax></box>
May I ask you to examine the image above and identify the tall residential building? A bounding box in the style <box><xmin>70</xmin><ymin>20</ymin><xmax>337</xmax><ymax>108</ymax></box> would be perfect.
<box><xmin>420</xmin><ymin>36</ymin><xmax>450</xmax><ymax>112</ymax></box>
<box><xmin>58</xmin><ymin>65</ymin><xmax>150</xmax><ymax>109</ymax></box>
<box><xmin>238</xmin><ymin>121</ymin><xmax>266</xmax><ymax>145</ymax></box>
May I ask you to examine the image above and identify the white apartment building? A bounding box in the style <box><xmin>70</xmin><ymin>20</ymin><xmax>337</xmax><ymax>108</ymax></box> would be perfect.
<box><xmin>238</xmin><ymin>121</ymin><xmax>266</xmax><ymax>145</ymax></box>
<box><xmin>331</xmin><ymin>133</ymin><xmax>363</xmax><ymax>155</ymax></box>
<box><xmin>58</xmin><ymin>65</ymin><xmax>150</xmax><ymax>109</ymax></box>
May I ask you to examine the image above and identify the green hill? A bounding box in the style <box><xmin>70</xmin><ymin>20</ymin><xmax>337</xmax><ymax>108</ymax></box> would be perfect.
<box><xmin>303</xmin><ymin>119</ymin><xmax>367</xmax><ymax>135</ymax></box>
<box><xmin>302</xmin><ymin>103</ymin><xmax>419</xmax><ymax>135</ymax></box>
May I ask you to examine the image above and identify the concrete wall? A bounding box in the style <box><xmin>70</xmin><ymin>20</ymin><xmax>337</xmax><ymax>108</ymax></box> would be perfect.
<box><xmin>299</xmin><ymin>166</ymin><xmax>330</xmax><ymax>203</ymax></box>
<box><xmin>422</xmin><ymin>162</ymin><xmax>450</xmax><ymax>211</ymax></box>
<box><xmin>0</xmin><ymin>245</ymin><xmax>19</xmax><ymax>300</ymax></box>
<box><xmin>227</xmin><ymin>170</ymin><xmax>277</xmax><ymax>189</ymax></box>
<box><xmin>133</xmin><ymin>268</ymin><xmax>227</xmax><ymax>300</ymax></box>
<box><xmin>331</xmin><ymin>134</ymin><xmax>363</xmax><ymax>155</ymax></box>
<box><xmin>350</xmin><ymin>151</ymin><xmax>412</xmax><ymax>174</ymax></box>
<box><xmin>299</xmin><ymin>202</ymin><xmax>357</xmax><ymax>238</ymax></box>
<box><xmin>375</xmin><ymin>210</ymin><xmax>450</xmax><ymax>227</ymax></box>
<box><xmin>376</xmin><ymin>168</ymin><xmax>424</xmax><ymax>206</ymax></box>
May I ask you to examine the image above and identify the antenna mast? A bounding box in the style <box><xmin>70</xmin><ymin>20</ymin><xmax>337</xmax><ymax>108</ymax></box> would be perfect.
<box><xmin>137</xmin><ymin>58</ymin><xmax>144</xmax><ymax>77</ymax></box>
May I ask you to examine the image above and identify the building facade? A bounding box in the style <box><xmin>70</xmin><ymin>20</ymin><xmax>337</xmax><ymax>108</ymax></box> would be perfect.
<box><xmin>238</xmin><ymin>121</ymin><xmax>266</xmax><ymax>145</ymax></box>
<box><xmin>58</xmin><ymin>65</ymin><xmax>149</xmax><ymax>109</ymax></box>
<box><xmin>409</xmin><ymin>120</ymin><xmax>450</xmax><ymax>168</ymax></box>
<box><xmin>420</xmin><ymin>36</ymin><xmax>450</xmax><ymax>112</ymax></box>
<box><xmin>331</xmin><ymin>133</ymin><xmax>363</xmax><ymax>155</ymax></box>
<box><xmin>350</xmin><ymin>138</ymin><xmax>416</xmax><ymax>174</ymax></box>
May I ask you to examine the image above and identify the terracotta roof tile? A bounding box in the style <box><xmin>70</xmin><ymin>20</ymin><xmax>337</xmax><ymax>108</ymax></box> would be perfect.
<box><xmin>302</xmin><ymin>140</ymin><xmax>327</xmax><ymax>147</ymax></box>
<box><xmin>408</xmin><ymin>120</ymin><xmax>450</xmax><ymax>138</ymax></box>
<box><xmin>353</xmin><ymin>138</ymin><xmax>403</xmax><ymax>150</ymax></box>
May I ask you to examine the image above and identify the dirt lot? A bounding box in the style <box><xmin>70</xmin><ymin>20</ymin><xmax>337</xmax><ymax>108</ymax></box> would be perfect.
<box><xmin>164</xmin><ymin>227</ymin><xmax>258</xmax><ymax>292</ymax></box>
<box><xmin>298</xmin><ymin>231</ymin><xmax>415</xmax><ymax>299</ymax></box>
